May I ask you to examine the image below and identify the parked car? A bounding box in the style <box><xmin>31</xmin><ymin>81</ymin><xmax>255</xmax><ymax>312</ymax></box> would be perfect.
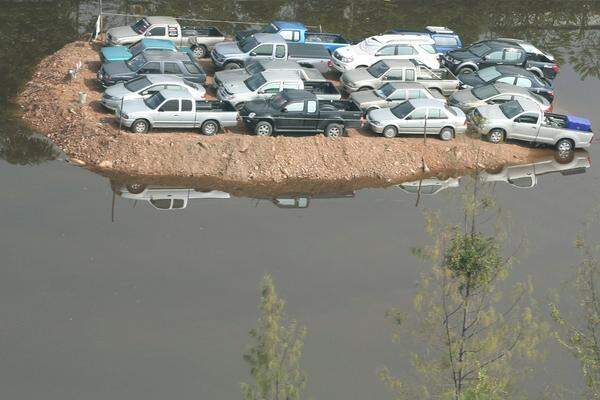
<box><xmin>211</xmin><ymin>33</ymin><xmax>331</xmax><ymax>73</ymax></box>
<box><xmin>100</xmin><ymin>38</ymin><xmax>188</xmax><ymax>63</ymax></box>
<box><xmin>101</xmin><ymin>74</ymin><xmax>206</xmax><ymax>111</ymax></box>
<box><xmin>470</xmin><ymin>99</ymin><xmax>593</xmax><ymax>151</ymax></box>
<box><xmin>331</xmin><ymin>34</ymin><xmax>440</xmax><ymax>72</ymax></box>
<box><xmin>397</xmin><ymin>177</ymin><xmax>460</xmax><ymax>195</ymax></box>
<box><xmin>441</xmin><ymin>38</ymin><xmax>559</xmax><ymax>80</ymax></box>
<box><xmin>216</xmin><ymin>70</ymin><xmax>340</xmax><ymax>107</ymax></box>
<box><xmin>97</xmin><ymin>50</ymin><xmax>206</xmax><ymax>87</ymax></box>
<box><xmin>350</xmin><ymin>82</ymin><xmax>445</xmax><ymax>113</ymax></box>
<box><xmin>104</xmin><ymin>16</ymin><xmax>226</xmax><ymax>58</ymax></box>
<box><xmin>340</xmin><ymin>59</ymin><xmax>459</xmax><ymax>95</ymax></box>
<box><xmin>458</xmin><ymin>65</ymin><xmax>555</xmax><ymax>103</ymax></box>
<box><xmin>238</xmin><ymin>89</ymin><xmax>362</xmax><ymax>137</ymax></box>
<box><xmin>213</xmin><ymin>60</ymin><xmax>324</xmax><ymax>88</ymax></box>
<box><xmin>385</xmin><ymin>26</ymin><xmax>462</xmax><ymax>53</ymax></box>
<box><xmin>114</xmin><ymin>184</ymin><xmax>230</xmax><ymax>210</ymax></box>
<box><xmin>367</xmin><ymin>99</ymin><xmax>467</xmax><ymax>140</ymax></box>
<box><xmin>448</xmin><ymin>82</ymin><xmax>551</xmax><ymax>113</ymax></box>
<box><xmin>234</xmin><ymin>20</ymin><xmax>352</xmax><ymax>53</ymax></box>
<box><xmin>118</xmin><ymin>89</ymin><xmax>238</xmax><ymax>135</ymax></box>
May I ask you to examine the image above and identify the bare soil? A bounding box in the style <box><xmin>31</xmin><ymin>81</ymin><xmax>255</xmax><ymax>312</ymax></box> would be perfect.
<box><xmin>15</xmin><ymin>40</ymin><xmax>553</xmax><ymax>193</ymax></box>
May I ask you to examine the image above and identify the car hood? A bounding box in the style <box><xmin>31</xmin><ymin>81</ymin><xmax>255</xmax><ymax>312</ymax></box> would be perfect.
<box><xmin>368</xmin><ymin>107</ymin><xmax>395</xmax><ymax>122</ymax></box>
<box><xmin>449</xmin><ymin>88</ymin><xmax>478</xmax><ymax>104</ymax></box>
<box><xmin>342</xmin><ymin>68</ymin><xmax>373</xmax><ymax>84</ymax></box>
<box><xmin>120</xmin><ymin>98</ymin><xmax>151</xmax><ymax>114</ymax></box>
<box><xmin>101</xmin><ymin>45</ymin><xmax>132</xmax><ymax>62</ymax></box>
<box><xmin>475</xmin><ymin>104</ymin><xmax>506</xmax><ymax>121</ymax></box>
<box><xmin>102</xmin><ymin>61</ymin><xmax>134</xmax><ymax>77</ymax></box>
<box><xmin>106</xmin><ymin>26</ymin><xmax>140</xmax><ymax>41</ymax></box>
<box><xmin>350</xmin><ymin>90</ymin><xmax>381</xmax><ymax>105</ymax></box>
<box><xmin>214</xmin><ymin>69</ymin><xmax>250</xmax><ymax>83</ymax></box>
<box><xmin>336</xmin><ymin>44</ymin><xmax>367</xmax><ymax>59</ymax></box>
<box><xmin>104</xmin><ymin>83</ymin><xmax>132</xmax><ymax>99</ymax></box>
<box><xmin>214</xmin><ymin>41</ymin><xmax>244</xmax><ymax>56</ymax></box>
<box><xmin>223</xmin><ymin>81</ymin><xmax>251</xmax><ymax>94</ymax></box>
<box><xmin>458</xmin><ymin>73</ymin><xmax>485</xmax><ymax>87</ymax></box>
<box><xmin>241</xmin><ymin>99</ymin><xmax>273</xmax><ymax>115</ymax></box>
<box><xmin>447</xmin><ymin>49</ymin><xmax>478</xmax><ymax>61</ymax></box>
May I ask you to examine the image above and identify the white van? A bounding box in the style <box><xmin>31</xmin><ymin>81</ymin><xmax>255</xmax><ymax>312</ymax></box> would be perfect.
<box><xmin>331</xmin><ymin>34</ymin><xmax>440</xmax><ymax>72</ymax></box>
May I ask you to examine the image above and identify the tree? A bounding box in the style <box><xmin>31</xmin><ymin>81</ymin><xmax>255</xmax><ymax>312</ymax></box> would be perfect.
<box><xmin>380</xmin><ymin>177</ymin><xmax>548</xmax><ymax>400</ymax></box>
<box><xmin>550</xmin><ymin>220</ymin><xmax>600</xmax><ymax>399</ymax></box>
<box><xmin>241</xmin><ymin>274</ymin><xmax>307</xmax><ymax>400</ymax></box>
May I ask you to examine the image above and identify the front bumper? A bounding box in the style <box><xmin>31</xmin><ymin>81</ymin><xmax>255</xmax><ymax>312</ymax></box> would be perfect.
<box><xmin>331</xmin><ymin>57</ymin><xmax>352</xmax><ymax>73</ymax></box>
<box><xmin>211</xmin><ymin>49</ymin><xmax>226</xmax><ymax>68</ymax></box>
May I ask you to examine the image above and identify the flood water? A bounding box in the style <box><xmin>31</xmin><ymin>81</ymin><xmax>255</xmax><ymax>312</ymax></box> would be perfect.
<box><xmin>1</xmin><ymin>1</ymin><xmax>600</xmax><ymax>399</ymax></box>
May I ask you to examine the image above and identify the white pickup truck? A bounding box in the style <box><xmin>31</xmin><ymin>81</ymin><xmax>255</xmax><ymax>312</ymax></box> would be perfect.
<box><xmin>105</xmin><ymin>16</ymin><xmax>226</xmax><ymax>58</ymax></box>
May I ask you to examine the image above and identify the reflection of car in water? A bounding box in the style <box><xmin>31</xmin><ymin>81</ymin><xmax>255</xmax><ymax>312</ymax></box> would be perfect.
<box><xmin>113</xmin><ymin>184</ymin><xmax>230</xmax><ymax>210</ymax></box>
<box><xmin>397</xmin><ymin>177</ymin><xmax>460</xmax><ymax>195</ymax></box>
<box><xmin>270</xmin><ymin>193</ymin><xmax>355</xmax><ymax>208</ymax></box>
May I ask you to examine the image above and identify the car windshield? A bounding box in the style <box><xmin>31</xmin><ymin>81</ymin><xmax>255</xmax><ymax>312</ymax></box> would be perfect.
<box><xmin>391</xmin><ymin>101</ymin><xmax>415</xmax><ymax>119</ymax></box>
<box><xmin>500</xmin><ymin>101</ymin><xmax>524</xmax><ymax>118</ymax></box>
<box><xmin>128</xmin><ymin>40</ymin><xmax>144</xmax><ymax>55</ymax></box>
<box><xmin>239</xmin><ymin>37</ymin><xmax>259</xmax><ymax>53</ymax></box>
<box><xmin>244</xmin><ymin>74</ymin><xmax>267</xmax><ymax>91</ymax></box>
<box><xmin>367</xmin><ymin>61</ymin><xmax>389</xmax><ymax>78</ymax></box>
<box><xmin>469</xmin><ymin>43</ymin><xmax>491</xmax><ymax>57</ymax></box>
<box><xmin>246</xmin><ymin>63</ymin><xmax>266</xmax><ymax>75</ymax></box>
<box><xmin>472</xmin><ymin>84</ymin><xmax>500</xmax><ymax>100</ymax></box>
<box><xmin>376</xmin><ymin>83</ymin><xmax>396</xmax><ymax>98</ymax></box>
<box><xmin>144</xmin><ymin>92</ymin><xmax>166</xmax><ymax>109</ymax></box>
<box><xmin>124</xmin><ymin>76</ymin><xmax>152</xmax><ymax>92</ymax></box>
<box><xmin>358</xmin><ymin>37</ymin><xmax>383</xmax><ymax>54</ymax></box>
<box><xmin>477</xmin><ymin>67</ymin><xmax>502</xmax><ymax>83</ymax></box>
<box><xmin>126</xmin><ymin>53</ymin><xmax>147</xmax><ymax>71</ymax></box>
<box><xmin>270</xmin><ymin>93</ymin><xmax>288</xmax><ymax>109</ymax></box>
<box><xmin>131</xmin><ymin>18</ymin><xmax>150</xmax><ymax>34</ymax></box>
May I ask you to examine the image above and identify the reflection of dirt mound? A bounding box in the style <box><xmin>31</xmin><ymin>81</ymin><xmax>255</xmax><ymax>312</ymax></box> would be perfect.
<box><xmin>17</xmin><ymin>41</ymin><xmax>553</xmax><ymax>185</ymax></box>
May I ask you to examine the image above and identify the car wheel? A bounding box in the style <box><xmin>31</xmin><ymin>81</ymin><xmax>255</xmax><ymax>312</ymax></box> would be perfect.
<box><xmin>131</xmin><ymin>119</ymin><xmax>149</xmax><ymax>134</ymax></box>
<box><xmin>191</xmin><ymin>45</ymin><xmax>207</xmax><ymax>58</ymax></box>
<box><xmin>325</xmin><ymin>123</ymin><xmax>344</xmax><ymax>137</ymax></box>
<box><xmin>458</xmin><ymin>66</ymin><xmax>475</xmax><ymax>75</ymax></box>
<box><xmin>126</xmin><ymin>184</ymin><xmax>146</xmax><ymax>194</ymax></box>
<box><xmin>488</xmin><ymin>129</ymin><xmax>505</xmax><ymax>144</ymax></box>
<box><xmin>201</xmin><ymin>120</ymin><xmax>219</xmax><ymax>136</ymax></box>
<box><xmin>556</xmin><ymin>138</ymin><xmax>574</xmax><ymax>153</ymax></box>
<box><xmin>383</xmin><ymin>125</ymin><xmax>397</xmax><ymax>138</ymax></box>
<box><xmin>224</xmin><ymin>62</ymin><xmax>242</xmax><ymax>70</ymax></box>
<box><xmin>439</xmin><ymin>127</ymin><xmax>454</xmax><ymax>141</ymax></box>
<box><xmin>554</xmin><ymin>148</ymin><xmax>575</xmax><ymax>164</ymax></box>
<box><xmin>255</xmin><ymin>121</ymin><xmax>273</xmax><ymax>136</ymax></box>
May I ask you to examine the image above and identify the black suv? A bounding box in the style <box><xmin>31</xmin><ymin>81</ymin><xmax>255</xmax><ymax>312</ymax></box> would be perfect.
<box><xmin>441</xmin><ymin>38</ymin><xmax>559</xmax><ymax>80</ymax></box>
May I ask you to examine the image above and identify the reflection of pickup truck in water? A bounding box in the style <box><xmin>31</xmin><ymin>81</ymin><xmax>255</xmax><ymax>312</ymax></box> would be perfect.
<box><xmin>114</xmin><ymin>184</ymin><xmax>230</xmax><ymax>210</ymax></box>
<box><xmin>234</xmin><ymin>21</ymin><xmax>352</xmax><ymax>53</ymax></box>
<box><xmin>211</xmin><ymin>33</ymin><xmax>332</xmax><ymax>73</ymax></box>
<box><xmin>239</xmin><ymin>90</ymin><xmax>362</xmax><ymax>137</ymax></box>
<box><xmin>104</xmin><ymin>16</ymin><xmax>226</xmax><ymax>58</ymax></box>
<box><xmin>397</xmin><ymin>177</ymin><xmax>460</xmax><ymax>195</ymax></box>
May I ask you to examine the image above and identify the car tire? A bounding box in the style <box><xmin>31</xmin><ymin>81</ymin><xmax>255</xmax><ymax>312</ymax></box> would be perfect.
<box><xmin>439</xmin><ymin>127</ymin><xmax>454</xmax><ymax>141</ymax></box>
<box><xmin>383</xmin><ymin>125</ymin><xmax>397</xmax><ymax>138</ymax></box>
<box><xmin>224</xmin><ymin>62</ymin><xmax>242</xmax><ymax>70</ymax></box>
<box><xmin>325</xmin><ymin>123</ymin><xmax>344</xmax><ymax>137</ymax></box>
<box><xmin>488</xmin><ymin>129</ymin><xmax>505</xmax><ymax>144</ymax></box>
<box><xmin>126</xmin><ymin>184</ymin><xmax>146</xmax><ymax>194</ymax></box>
<box><xmin>201</xmin><ymin>120</ymin><xmax>219</xmax><ymax>136</ymax></box>
<box><xmin>131</xmin><ymin>119</ymin><xmax>150</xmax><ymax>134</ymax></box>
<box><xmin>458</xmin><ymin>66</ymin><xmax>476</xmax><ymax>75</ymax></box>
<box><xmin>191</xmin><ymin>45</ymin><xmax>208</xmax><ymax>58</ymax></box>
<box><xmin>554</xmin><ymin>148</ymin><xmax>575</xmax><ymax>164</ymax></box>
<box><xmin>255</xmin><ymin>121</ymin><xmax>273</xmax><ymax>136</ymax></box>
<box><xmin>556</xmin><ymin>138</ymin><xmax>574</xmax><ymax>153</ymax></box>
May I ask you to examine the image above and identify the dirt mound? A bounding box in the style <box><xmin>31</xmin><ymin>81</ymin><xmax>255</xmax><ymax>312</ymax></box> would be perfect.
<box><xmin>15</xmin><ymin>41</ymin><xmax>552</xmax><ymax>188</ymax></box>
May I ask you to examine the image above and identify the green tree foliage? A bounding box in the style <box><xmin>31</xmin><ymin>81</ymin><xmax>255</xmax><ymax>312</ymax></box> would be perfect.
<box><xmin>380</xmin><ymin>178</ymin><xmax>548</xmax><ymax>400</ymax></box>
<box><xmin>241</xmin><ymin>274</ymin><xmax>307</xmax><ymax>400</ymax></box>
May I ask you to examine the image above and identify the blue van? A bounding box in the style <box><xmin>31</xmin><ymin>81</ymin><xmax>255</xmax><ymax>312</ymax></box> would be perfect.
<box><xmin>101</xmin><ymin>38</ymin><xmax>191</xmax><ymax>63</ymax></box>
<box><xmin>385</xmin><ymin>26</ymin><xmax>462</xmax><ymax>54</ymax></box>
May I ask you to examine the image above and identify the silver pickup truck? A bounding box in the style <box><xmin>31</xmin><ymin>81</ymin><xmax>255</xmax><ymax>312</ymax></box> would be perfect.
<box><xmin>340</xmin><ymin>59</ymin><xmax>460</xmax><ymax>96</ymax></box>
<box><xmin>118</xmin><ymin>89</ymin><xmax>238</xmax><ymax>135</ymax></box>
<box><xmin>216</xmin><ymin>70</ymin><xmax>340</xmax><ymax>107</ymax></box>
<box><xmin>471</xmin><ymin>98</ymin><xmax>594</xmax><ymax>152</ymax></box>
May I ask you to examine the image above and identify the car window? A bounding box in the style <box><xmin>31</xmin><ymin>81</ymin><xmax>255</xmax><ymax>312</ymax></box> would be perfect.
<box><xmin>159</xmin><ymin>99</ymin><xmax>179</xmax><ymax>112</ymax></box>
<box><xmin>396</xmin><ymin>45</ymin><xmax>417</xmax><ymax>56</ymax></box>
<box><xmin>504</xmin><ymin>50</ymin><xmax>522</xmax><ymax>62</ymax></box>
<box><xmin>420</xmin><ymin>44</ymin><xmax>437</xmax><ymax>54</ymax></box>
<box><xmin>515</xmin><ymin>113</ymin><xmax>539</xmax><ymax>124</ymax></box>
<box><xmin>497</xmin><ymin>76</ymin><xmax>516</xmax><ymax>85</ymax></box>
<box><xmin>138</xmin><ymin>62</ymin><xmax>161</xmax><ymax>74</ymax></box>
<box><xmin>275</xmin><ymin>45</ymin><xmax>286</xmax><ymax>58</ymax></box>
<box><xmin>485</xmin><ymin>50</ymin><xmax>504</xmax><ymax>61</ymax></box>
<box><xmin>407</xmin><ymin>108</ymin><xmax>427</xmax><ymax>120</ymax></box>
<box><xmin>516</xmin><ymin>77</ymin><xmax>533</xmax><ymax>88</ymax></box>
<box><xmin>150</xmin><ymin>199</ymin><xmax>172</xmax><ymax>209</ymax></box>
<box><xmin>172</xmin><ymin>199</ymin><xmax>185</xmax><ymax>209</ymax></box>
<box><xmin>508</xmin><ymin>176</ymin><xmax>534</xmax><ymax>188</ymax></box>
<box><xmin>279</xmin><ymin>30</ymin><xmax>294</xmax><ymax>41</ymax></box>
<box><xmin>147</xmin><ymin>26</ymin><xmax>166</xmax><ymax>37</ymax></box>
<box><xmin>376</xmin><ymin>45</ymin><xmax>396</xmax><ymax>56</ymax></box>
<box><xmin>182</xmin><ymin>61</ymin><xmax>202</xmax><ymax>74</ymax></box>
<box><xmin>434</xmin><ymin>36</ymin><xmax>458</xmax><ymax>47</ymax></box>
<box><xmin>181</xmin><ymin>100</ymin><xmax>193</xmax><ymax>111</ymax></box>
<box><xmin>427</xmin><ymin>108</ymin><xmax>447</xmax><ymax>119</ymax></box>
<box><xmin>168</xmin><ymin>26</ymin><xmax>178</xmax><ymax>37</ymax></box>
<box><xmin>307</xmin><ymin>100</ymin><xmax>317</xmax><ymax>113</ymax></box>
<box><xmin>384</xmin><ymin>69</ymin><xmax>403</xmax><ymax>80</ymax></box>
<box><xmin>253</xmin><ymin>44</ymin><xmax>273</xmax><ymax>56</ymax></box>
<box><xmin>260</xmin><ymin>82</ymin><xmax>281</xmax><ymax>93</ymax></box>
<box><xmin>405</xmin><ymin>69</ymin><xmax>416</xmax><ymax>81</ymax></box>
<box><xmin>164</xmin><ymin>62</ymin><xmax>182</xmax><ymax>74</ymax></box>
<box><xmin>284</xmin><ymin>102</ymin><xmax>304</xmax><ymax>112</ymax></box>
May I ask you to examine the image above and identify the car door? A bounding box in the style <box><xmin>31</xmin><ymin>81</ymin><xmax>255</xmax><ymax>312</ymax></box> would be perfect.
<box><xmin>503</xmin><ymin>49</ymin><xmax>524</xmax><ymax>66</ymax></box>
<box><xmin>180</xmin><ymin>99</ymin><xmax>195</xmax><ymax>128</ymax></box>
<box><xmin>403</xmin><ymin>107</ymin><xmax>427</xmax><ymax>134</ymax></box>
<box><xmin>163</xmin><ymin>61</ymin><xmax>184</xmax><ymax>78</ymax></box>
<box><xmin>137</xmin><ymin>62</ymin><xmax>161</xmax><ymax>76</ymax></box>
<box><xmin>278</xmin><ymin>101</ymin><xmax>305</xmax><ymax>130</ymax></box>
<box><xmin>257</xmin><ymin>81</ymin><xmax>281</xmax><ymax>99</ymax></box>
<box><xmin>426</xmin><ymin>107</ymin><xmax>447</xmax><ymax>135</ymax></box>
<box><xmin>145</xmin><ymin>25</ymin><xmax>167</xmax><ymax>39</ymax></box>
<box><xmin>250</xmin><ymin>44</ymin><xmax>274</xmax><ymax>61</ymax></box>
<box><xmin>394</xmin><ymin>45</ymin><xmax>418</xmax><ymax>63</ymax></box>
<box><xmin>380</xmin><ymin>68</ymin><xmax>403</xmax><ymax>86</ymax></box>
<box><xmin>154</xmin><ymin>99</ymin><xmax>181</xmax><ymax>127</ymax></box>
<box><xmin>479</xmin><ymin>49</ymin><xmax>504</xmax><ymax>69</ymax></box>
<box><xmin>387</xmin><ymin>89</ymin><xmax>407</xmax><ymax>107</ymax></box>
<box><xmin>374</xmin><ymin>44</ymin><xmax>396</xmax><ymax>62</ymax></box>
<box><xmin>304</xmin><ymin>100</ymin><xmax>319</xmax><ymax>130</ymax></box>
<box><xmin>511</xmin><ymin>112</ymin><xmax>540</xmax><ymax>140</ymax></box>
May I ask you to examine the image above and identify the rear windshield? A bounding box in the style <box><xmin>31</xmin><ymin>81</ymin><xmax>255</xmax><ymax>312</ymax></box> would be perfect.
<box><xmin>367</xmin><ymin>61</ymin><xmax>389</xmax><ymax>78</ymax></box>
<box><xmin>500</xmin><ymin>101</ymin><xmax>524</xmax><ymax>118</ymax></box>
<box><xmin>246</xmin><ymin>62</ymin><xmax>266</xmax><ymax>75</ymax></box>
<box><xmin>126</xmin><ymin>53</ymin><xmax>147</xmax><ymax>71</ymax></box>
<box><xmin>377</xmin><ymin>83</ymin><xmax>396</xmax><ymax>98</ymax></box>
<box><xmin>125</xmin><ymin>76</ymin><xmax>151</xmax><ymax>92</ymax></box>
<box><xmin>472</xmin><ymin>84</ymin><xmax>500</xmax><ymax>100</ymax></box>
<box><xmin>477</xmin><ymin>67</ymin><xmax>501</xmax><ymax>83</ymax></box>
<box><xmin>434</xmin><ymin>36</ymin><xmax>458</xmax><ymax>47</ymax></box>
<box><xmin>144</xmin><ymin>92</ymin><xmax>166</xmax><ymax>109</ymax></box>
<box><xmin>239</xmin><ymin>37</ymin><xmax>259</xmax><ymax>53</ymax></box>
<box><xmin>391</xmin><ymin>101</ymin><xmax>415</xmax><ymax>119</ymax></box>
<box><xmin>245</xmin><ymin>74</ymin><xmax>267</xmax><ymax>91</ymax></box>
<box><xmin>468</xmin><ymin>42</ymin><xmax>491</xmax><ymax>57</ymax></box>
<box><xmin>131</xmin><ymin>18</ymin><xmax>150</xmax><ymax>34</ymax></box>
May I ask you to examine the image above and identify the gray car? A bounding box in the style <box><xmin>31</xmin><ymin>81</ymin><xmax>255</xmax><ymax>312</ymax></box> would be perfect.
<box><xmin>367</xmin><ymin>98</ymin><xmax>467</xmax><ymax>140</ymax></box>
<box><xmin>349</xmin><ymin>82</ymin><xmax>445</xmax><ymax>113</ymax></box>
<box><xmin>448</xmin><ymin>82</ymin><xmax>551</xmax><ymax>112</ymax></box>
<box><xmin>213</xmin><ymin>60</ymin><xmax>324</xmax><ymax>88</ymax></box>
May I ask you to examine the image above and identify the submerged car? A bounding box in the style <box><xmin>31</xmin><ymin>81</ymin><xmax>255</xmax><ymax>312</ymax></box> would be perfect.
<box><xmin>115</xmin><ymin>184</ymin><xmax>230</xmax><ymax>210</ymax></box>
<box><xmin>367</xmin><ymin>98</ymin><xmax>467</xmax><ymax>140</ymax></box>
<box><xmin>101</xmin><ymin>75</ymin><xmax>206</xmax><ymax>111</ymax></box>
<box><xmin>458</xmin><ymin>65</ymin><xmax>555</xmax><ymax>102</ymax></box>
<box><xmin>350</xmin><ymin>82</ymin><xmax>445</xmax><ymax>113</ymax></box>
<box><xmin>448</xmin><ymin>82</ymin><xmax>550</xmax><ymax>112</ymax></box>
<box><xmin>470</xmin><ymin>98</ymin><xmax>594</xmax><ymax>151</ymax></box>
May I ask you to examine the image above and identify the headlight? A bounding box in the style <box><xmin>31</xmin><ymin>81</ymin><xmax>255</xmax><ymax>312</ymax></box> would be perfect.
<box><xmin>121</xmin><ymin>114</ymin><xmax>129</xmax><ymax>119</ymax></box>
<box><xmin>334</xmin><ymin>51</ymin><xmax>353</xmax><ymax>63</ymax></box>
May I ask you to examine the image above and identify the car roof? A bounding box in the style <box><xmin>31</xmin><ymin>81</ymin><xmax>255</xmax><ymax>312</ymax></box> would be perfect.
<box><xmin>385</xmin><ymin>82</ymin><xmax>426</xmax><ymax>90</ymax></box>
<box><xmin>368</xmin><ymin>34</ymin><xmax>435</xmax><ymax>44</ymax></box>
<box><xmin>146</xmin><ymin>74</ymin><xmax>186</xmax><ymax>84</ymax></box>
<box><xmin>514</xmin><ymin>97</ymin><xmax>543</xmax><ymax>111</ymax></box>
<box><xmin>260</xmin><ymin>70</ymin><xmax>303</xmax><ymax>80</ymax></box>
<box><xmin>493</xmin><ymin>65</ymin><xmax>536</xmax><ymax>77</ymax></box>
<box><xmin>495</xmin><ymin>38</ymin><xmax>548</xmax><ymax>55</ymax></box>
<box><xmin>273</xmin><ymin>21</ymin><xmax>306</xmax><ymax>30</ymax></box>
<box><xmin>140</xmin><ymin>38</ymin><xmax>177</xmax><ymax>48</ymax></box>
<box><xmin>408</xmin><ymin>98</ymin><xmax>447</xmax><ymax>108</ymax></box>
<box><xmin>157</xmin><ymin>88</ymin><xmax>194</xmax><ymax>99</ymax></box>
<box><xmin>257</xmin><ymin>59</ymin><xmax>301</xmax><ymax>69</ymax></box>
<box><xmin>491</xmin><ymin>82</ymin><xmax>533</xmax><ymax>95</ymax></box>
<box><xmin>253</xmin><ymin>33</ymin><xmax>287</xmax><ymax>44</ymax></box>
<box><xmin>143</xmin><ymin>50</ymin><xmax>193</xmax><ymax>61</ymax></box>
<box><xmin>377</xmin><ymin>59</ymin><xmax>421</xmax><ymax>68</ymax></box>
<box><xmin>281</xmin><ymin>89</ymin><xmax>316</xmax><ymax>101</ymax></box>
<box><xmin>146</xmin><ymin>16</ymin><xmax>178</xmax><ymax>25</ymax></box>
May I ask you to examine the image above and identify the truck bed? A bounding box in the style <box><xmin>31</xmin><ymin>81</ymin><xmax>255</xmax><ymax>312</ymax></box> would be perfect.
<box><xmin>304</xmin><ymin>81</ymin><xmax>341</xmax><ymax>98</ymax></box>
<box><xmin>195</xmin><ymin>100</ymin><xmax>236</xmax><ymax>112</ymax></box>
<box><xmin>417</xmin><ymin>67</ymin><xmax>457</xmax><ymax>81</ymax></box>
<box><xmin>318</xmin><ymin>100</ymin><xmax>362</xmax><ymax>128</ymax></box>
<box><xmin>305</xmin><ymin>32</ymin><xmax>351</xmax><ymax>45</ymax></box>
<box><xmin>288</xmin><ymin>43</ymin><xmax>331</xmax><ymax>59</ymax></box>
<box><xmin>182</xmin><ymin>26</ymin><xmax>225</xmax><ymax>38</ymax></box>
